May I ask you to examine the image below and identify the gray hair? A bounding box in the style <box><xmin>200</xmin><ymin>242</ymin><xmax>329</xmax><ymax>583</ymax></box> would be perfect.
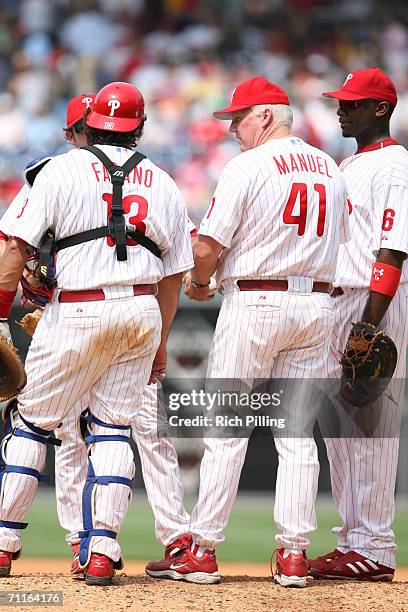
<box><xmin>252</xmin><ymin>104</ymin><xmax>293</xmax><ymax>130</ymax></box>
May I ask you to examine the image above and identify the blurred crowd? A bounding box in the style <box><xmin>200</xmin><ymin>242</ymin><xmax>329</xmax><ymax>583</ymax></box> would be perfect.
<box><xmin>1</xmin><ymin>0</ymin><xmax>408</xmax><ymax>225</ymax></box>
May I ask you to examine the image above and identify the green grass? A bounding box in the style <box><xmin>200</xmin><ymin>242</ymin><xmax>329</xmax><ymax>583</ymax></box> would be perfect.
<box><xmin>22</xmin><ymin>491</ymin><xmax>408</xmax><ymax>565</ymax></box>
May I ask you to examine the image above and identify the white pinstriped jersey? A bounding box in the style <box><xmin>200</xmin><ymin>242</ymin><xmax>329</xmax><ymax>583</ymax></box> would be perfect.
<box><xmin>7</xmin><ymin>145</ymin><xmax>194</xmax><ymax>289</ymax></box>
<box><xmin>335</xmin><ymin>142</ymin><xmax>408</xmax><ymax>288</ymax></box>
<box><xmin>1</xmin><ymin>184</ymin><xmax>197</xmax><ymax>238</ymax></box>
<box><xmin>199</xmin><ymin>136</ymin><xmax>349</xmax><ymax>286</ymax></box>
<box><xmin>0</xmin><ymin>184</ymin><xmax>30</xmax><ymax>236</ymax></box>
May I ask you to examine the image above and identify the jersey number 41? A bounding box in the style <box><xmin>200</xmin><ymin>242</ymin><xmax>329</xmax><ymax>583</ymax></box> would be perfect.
<box><xmin>283</xmin><ymin>182</ymin><xmax>326</xmax><ymax>237</ymax></box>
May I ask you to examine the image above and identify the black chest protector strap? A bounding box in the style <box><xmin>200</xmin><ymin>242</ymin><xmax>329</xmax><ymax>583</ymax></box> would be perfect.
<box><xmin>54</xmin><ymin>146</ymin><xmax>162</xmax><ymax>261</ymax></box>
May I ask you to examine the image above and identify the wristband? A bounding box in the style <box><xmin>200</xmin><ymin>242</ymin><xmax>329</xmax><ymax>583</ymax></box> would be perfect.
<box><xmin>191</xmin><ymin>279</ymin><xmax>210</xmax><ymax>289</ymax></box>
<box><xmin>370</xmin><ymin>262</ymin><xmax>401</xmax><ymax>297</ymax></box>
<box><xmin>0</xmin><ymin>288</ymin><xmax>17</xmax><ymax>318</ymax></box>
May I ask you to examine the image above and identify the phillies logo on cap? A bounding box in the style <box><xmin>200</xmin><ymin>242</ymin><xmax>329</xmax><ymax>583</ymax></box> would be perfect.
<box><xmin>82</xmin><ymin>96</ymin><xmax>93</xmax><ymax>108</ymax></box>
<box><xmin>343</xmin><ymin>73</ymin><xmax>353</xmax><ymax>86</ymax></box>
<box><xmin>108</xmin><ymin>99</ymin><xmax>121</xmax><ymax>116</ymax></box>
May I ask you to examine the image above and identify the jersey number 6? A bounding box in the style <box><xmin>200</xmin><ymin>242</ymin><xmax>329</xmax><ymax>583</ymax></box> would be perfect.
<box><xmin>102</xmin><ymin>193</ymin><xmax>148</xmax><ymax>247</ymax></box>
<box><xmin>283</xmin><ymin>182</ymin><xmax>326</xmax><ymax>237</ymax></box>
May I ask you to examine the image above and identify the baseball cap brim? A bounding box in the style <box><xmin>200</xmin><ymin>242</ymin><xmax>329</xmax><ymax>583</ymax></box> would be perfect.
<box><xmin>322</xmin><ymin>90</ymin><xmax>371</xmax><ymax>101</ymax></box>
<box><xmin>213</xmin><ymin>104</ymin><xmax>253</xmax><ymax>120</ymax></box>
<box><xmin>86</xmin><ymin>110</ymin><xmax>142</xmax><ymax>132</ymax></box>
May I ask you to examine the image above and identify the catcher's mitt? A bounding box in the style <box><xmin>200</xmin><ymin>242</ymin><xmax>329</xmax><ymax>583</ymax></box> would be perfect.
<box><xmin>17</xmin><ymin>308</ymin><xmax>42</xmax><ymax>337</ymax></box>
<box><xmin>340</xmin><ymin>321</ymin><xmax>397</xmax><ymax>407</ymax></box>
<box><xmin>0</xmin><ymin>337</ymin><xmax>26</xmax><ymax>401</ymax></box>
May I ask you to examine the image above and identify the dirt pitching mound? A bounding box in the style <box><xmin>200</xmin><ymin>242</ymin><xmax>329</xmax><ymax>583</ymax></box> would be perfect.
<box><xmin>2</xmin><ymin>559</ymin><xmax>407</xmax><ymax>612</ymax></box>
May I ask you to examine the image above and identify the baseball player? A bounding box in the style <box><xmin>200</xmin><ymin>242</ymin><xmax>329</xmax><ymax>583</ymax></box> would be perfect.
<box><xmin>0</xmin><ymin>93</ymin><xmax>193</xmax><ymax>577</ymax></box>
<box><xmin>145</xmin><ymin>76</ymin><xmax>350</xmax><ymax>587</ymax></box>
<box><xmin>0</xmin><ymin>81</ymin><xmax>193</xmax><ymax>586</ymax></box>
<box><xmin>308</xmin><ymin>68</ymin><xmax>408</xmax><ymax>581</ymax></box>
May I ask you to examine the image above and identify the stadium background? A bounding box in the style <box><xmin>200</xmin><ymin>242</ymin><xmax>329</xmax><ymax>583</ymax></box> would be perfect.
<box><xmin>1</xmin><ymin>0</ymin><xmax>407</xmax><ymax>564</ymax></box>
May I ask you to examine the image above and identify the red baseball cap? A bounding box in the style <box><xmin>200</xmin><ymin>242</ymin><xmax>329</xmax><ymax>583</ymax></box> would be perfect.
<box><xmin>65</xmin><ymin>93</ymin><xmax>96</xmax><ymax>128</ymax></box>
<box><xmin>323</xmin><ymin>68</ymin><xmax>397</xmax><ymax>107</ymax></box>
<box><xmin>213</xmin><ymin>76</ymin><xmax>290</xmax><ymax>119</ymax></box>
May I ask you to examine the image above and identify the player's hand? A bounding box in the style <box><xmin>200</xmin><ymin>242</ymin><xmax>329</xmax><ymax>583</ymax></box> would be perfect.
<box><xmin>149</xmin><ymin>343</ymin><xmax>167</xmax><ymax>385</ymax></box>
<box><xmin>0</xmin><ymin>319</ymin><xmax>12</xmax><ymax>342</ymax></box>
<box><xmin>184</xmin><ymin>272</ymin><xmax>216</xmax><ymax>302</ymax></box>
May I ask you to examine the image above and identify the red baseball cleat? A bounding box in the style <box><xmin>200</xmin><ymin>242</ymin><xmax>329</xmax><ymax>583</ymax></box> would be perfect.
<box><xmin>70</xmin><ymin>543</ymin><xmax>84</xmax><ymax>580</ymax></box>
<box><xmin>272</xmin><ymin>548</ymin><xmax>308</xmax><ymax>588</ymax></box>
<box><xmin>84</xmin><ymin>553</ymin><xmax>115</xmax><ymax>586</ymax></box>
<box><xmin>0</xmin><ymin>551</ymin><xmax>14</xmax><ymax>577</ymax></box>
<box><xmin>307</xmin><ymin>548</ymin><xmax>344</xmax><ymax>571</ymax></box>
<box><xmin>309</xmin><ymin>550</ymin><xmax>394</xmax><ymax>581</ymax></box>
<box><xmin>145</xmin><ymin>543</ymin><xmax>220</xmax><ymax>584</ymax></box>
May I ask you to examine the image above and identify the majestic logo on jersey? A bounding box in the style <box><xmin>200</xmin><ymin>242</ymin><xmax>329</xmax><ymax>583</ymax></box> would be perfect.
<box><xmin>112</xmin><ymin>170</ymin><xmax>125</xmax><ymax>177</ymax></box>
<box><xmin>82</xmin><ymin>97</ymin><xmax>93</xmax><ymax>108</ymax></box>
<box><xmin>343</xmin><ymin>73</ymin><xmax>353</xmax><ymax>86</ymax></box>
<box><xmin>108</xmin><ymin>99</ymin><xmax>121</xmax><ymax>116</ymax></box>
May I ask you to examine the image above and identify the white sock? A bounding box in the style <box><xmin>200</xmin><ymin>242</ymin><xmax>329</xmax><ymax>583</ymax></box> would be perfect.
<box><xmin>283</xmin><ymin>548</ymin><xmax>302</xmax><ymax>557</ymax></box>
<box><xmin>191</xmin><ymin>542</ymin><xmax>213</xmax><ymax>558</ymax></box>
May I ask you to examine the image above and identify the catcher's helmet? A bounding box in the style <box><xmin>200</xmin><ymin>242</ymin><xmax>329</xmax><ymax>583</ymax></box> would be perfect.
<box><xmin>86</xmin><ymin>82</ymin><xmax>145</xmax><ymax>132</ymax></box>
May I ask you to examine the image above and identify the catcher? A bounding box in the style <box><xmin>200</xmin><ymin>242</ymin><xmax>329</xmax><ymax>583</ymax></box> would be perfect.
<box><xmin>0</xmin><ymin>93</ymin><xmax>206</xmax><ymax>584</ymax></box>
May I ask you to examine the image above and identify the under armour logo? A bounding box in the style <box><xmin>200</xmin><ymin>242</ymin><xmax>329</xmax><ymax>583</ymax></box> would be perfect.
<box><xmin>108</xmin><ymin>99</ymin><xmax>121</xmax><ymax>116</ymax></box>
<box><xmin>373</xmin><ymin>266</ymin><xmax>384</xmax><ymax>281</ymax></box>
<box><xmin>343</xmin><ymin>73</ymin><xmax>353</xmax><ymax>86</ymax></box>
<box><xmin>82</xmin><ymin>97</ymin><xmax>93</xmax><ymax>108</ymax></box>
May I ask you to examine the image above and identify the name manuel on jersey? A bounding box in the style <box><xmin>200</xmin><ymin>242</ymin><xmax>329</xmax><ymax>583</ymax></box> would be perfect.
<box><xmin>273</xmin><ymin>153</ymin><xmax>333</xmax><ymax>177</ymax></box>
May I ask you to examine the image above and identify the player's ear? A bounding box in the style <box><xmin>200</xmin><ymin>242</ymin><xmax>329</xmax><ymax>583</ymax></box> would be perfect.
<box><xmin>263</xmin><ymin>107</ymin><xmax>274</xmax><ymax>127</ymax></box>
<box><xmin>375</xmin><ymin>101</ymin><xmax>390</xmax><ymax>119</ymax></box>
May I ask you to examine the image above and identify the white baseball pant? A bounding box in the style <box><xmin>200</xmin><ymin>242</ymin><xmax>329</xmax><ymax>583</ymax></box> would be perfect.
<box><xmin>189</xmin><ymin>280</ymin><xmax>334</xmax><ymax>550</ymax></box>
<box><xmin>0</xmin><ymin>289</ymin><xmax>161</xmax><ymax>563</ymax></box>
<box><xmin>55</xmin><ymin>381</ymin><xmax>190</xmax><ymax>548</ymax></box>
<box><xmin>323</xmin><ymin>286</ymin><xmax>408</xmax><ymax>568</ymax></box>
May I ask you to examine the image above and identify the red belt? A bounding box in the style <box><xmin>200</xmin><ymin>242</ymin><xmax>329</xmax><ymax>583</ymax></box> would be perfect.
<box><xmin>237</xmin><ymin>279</ymin><xmax>333</xmax><ymax>294</ymax></box>
<box><xmin>330</xmin><ymin>287</ymin><xmax>344</xmax><ymax>298</ymax></box>
<box><xmin>59</xmin><ymin>284</ymin><xmax>157</xmax><ymax>302</ymax></box>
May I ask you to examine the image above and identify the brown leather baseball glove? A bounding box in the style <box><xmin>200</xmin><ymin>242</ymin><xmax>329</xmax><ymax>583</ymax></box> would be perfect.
<box><xmin>0</xmin><ymin>336</ymin><xmax>26</xmax><ymax>401</ymax></box>
<box><xmin>18</xmin><ymin>308</ymin><xmax>42</xmax><ymax>337</ymax></box>
<box><xmin>340</xmin><ymin>321</ymin><xmax>397</xmax><ymax>407</ymax></box>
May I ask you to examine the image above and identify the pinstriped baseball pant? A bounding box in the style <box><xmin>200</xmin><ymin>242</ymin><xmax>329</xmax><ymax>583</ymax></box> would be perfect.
<box><xmin>189</xmin><ymin>285</ymin><xmax>334</xmax><ymax>550</ymax></box>
<box><xmin>54</xmin><ymin>382</ymin><xmax>190</xmax><ymax>548</ymax></box>
<box><xmin>0</xmin><ymin>291</ymin><xmax>161</xmax><ymax>561</ymax></box>
<box><xmin>323</xmin><ymin>286</ymin><xmax>408</xmax><ymax>568</ymax></box>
